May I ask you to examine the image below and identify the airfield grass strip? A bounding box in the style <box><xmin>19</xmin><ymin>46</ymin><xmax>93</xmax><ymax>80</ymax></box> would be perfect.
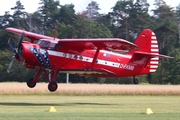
<box><xmin>0</xmin><ymin>83</ymin><xmax>180</xmax><ymax>95</ymax></box>
<box><xmin>0</xmin><ymin>95</ymin><xmax>180</xmax><ymax>120</ymax></box>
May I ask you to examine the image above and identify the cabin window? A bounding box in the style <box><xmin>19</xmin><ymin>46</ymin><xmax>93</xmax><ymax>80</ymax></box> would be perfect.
<box><xmin>48</xmin><ymin>43</ymin><xmax>56</xmax><ymax>50</ymax></box>
<box><xmin>38</xmin><ymin>40</ymin><xmax>50</xmax><ymax>48</ymax></box>
<box><xmin>49</xmin><ymin>43</ymin><xmax>56</xmax><ymax>48</ymax></box>
<box><xmin>43</xmin><ymin>41</ymin><xmax>50</xmax><ymax>47</ymax></box>
<box><xmin>54</xmin><ymin>44</ymin><xmax>61</xmax><ymax>50</ymax></box>
<box><xmin>39</xmin><ymin>41</ymin><xmax>46</xmax><ymax>47</ymax></box>
<box><xmin>38</xmin><ymin>40</ymin><xmax>59</xmax><ymax>50</ymax></box>
<box><xmin>37</xmin><ymin>40</ymin><xmax>42</xmax><ymax>45</ymax></box>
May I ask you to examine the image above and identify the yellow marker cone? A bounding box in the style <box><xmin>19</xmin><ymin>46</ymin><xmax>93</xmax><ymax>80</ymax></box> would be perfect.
<box><xmin>146</xmin><ymin>108</ymin><xmax>153</xmax><ymax>114</ymax></box>
<box><xmin>49</xmin><ymin>106</ymin><xmax>57</xmax><ymax>112</ymax></box>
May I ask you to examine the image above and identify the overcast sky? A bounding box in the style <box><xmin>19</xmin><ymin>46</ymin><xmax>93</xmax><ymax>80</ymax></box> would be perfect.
<box><xmin>0</xmin><ymin>0</ymin><xmax>179</xmax><ymax>15</ymax></box>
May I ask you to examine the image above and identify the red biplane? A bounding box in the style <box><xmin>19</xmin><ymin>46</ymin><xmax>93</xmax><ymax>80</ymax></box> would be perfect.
<box><xmin>6</xmin><ymin>27</ymin><xmax>172</xmax><ymax>92</ymax></box>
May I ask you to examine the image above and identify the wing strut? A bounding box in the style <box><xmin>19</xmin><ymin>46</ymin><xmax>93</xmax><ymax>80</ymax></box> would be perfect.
<box><xmin>91</xmin><ymin>48</ymin><xmax>100</xmax><ymax>67</ymax></box>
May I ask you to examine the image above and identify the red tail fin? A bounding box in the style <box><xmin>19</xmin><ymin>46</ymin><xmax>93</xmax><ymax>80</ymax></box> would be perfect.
<box><xmin>128</xmin><ymin>29</ymin><xmax>172</xmax><ymax>74</ymax></box>
<box><xmin>134</xmin><ymin>29</ymin><xmax>159</xmax><ymax>73</ymax></box>
<box><xmin>134</xmin><ymin>29</ymin><xmax>158</xmax><ymax>53</ymax></box>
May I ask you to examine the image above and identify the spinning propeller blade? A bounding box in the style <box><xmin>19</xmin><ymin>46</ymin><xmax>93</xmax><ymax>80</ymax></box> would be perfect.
<box><xmin>7</xmin><ymin>56</ymin><xmax>15</xmax><ymax>73</ymax></box>
<box><xmin>8</xmin><ymin>38</ymin><xmax>16</xmax><ymax>53</ymax></box>
<box><xmin>7</xmin><ymin>33</ymin><xmax>25</xmax><ymax>72</ymax></box>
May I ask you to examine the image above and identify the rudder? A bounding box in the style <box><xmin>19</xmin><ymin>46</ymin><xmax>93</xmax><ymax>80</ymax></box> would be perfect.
<box><xmin>134</xmin><ymin>29</ymin><xmax>159</xmax><ymax>73</ymax></box>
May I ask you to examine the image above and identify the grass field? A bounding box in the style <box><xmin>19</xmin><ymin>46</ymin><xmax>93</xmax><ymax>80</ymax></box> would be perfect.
<box><xmin>0</xmin><ymin>83</ymin><xmax>180</xmax><ymax>120</ymax></box>
<box><xmin>0</xmin><ymin>95</ymin><xmax>180</xmax><ymax>120</ymax></box>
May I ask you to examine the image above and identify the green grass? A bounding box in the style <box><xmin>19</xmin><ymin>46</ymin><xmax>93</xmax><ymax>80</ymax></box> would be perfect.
<box><xmin>0</xmin><ymin>95</ymin><xmax>180</xmax><ymax>120</ymax></box>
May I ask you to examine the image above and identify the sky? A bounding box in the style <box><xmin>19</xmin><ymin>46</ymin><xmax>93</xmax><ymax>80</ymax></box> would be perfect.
<box><xmin>0</xmin><ymin>0</ymin><xmax>180</xmax><ymax>15</ymax></box>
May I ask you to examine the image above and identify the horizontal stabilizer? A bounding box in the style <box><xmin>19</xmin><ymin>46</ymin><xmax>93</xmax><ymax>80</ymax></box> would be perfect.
<box><xmin>134</xmin><ymin>51</ymin><xmax>173</xmax><ymax>58</ymax></box>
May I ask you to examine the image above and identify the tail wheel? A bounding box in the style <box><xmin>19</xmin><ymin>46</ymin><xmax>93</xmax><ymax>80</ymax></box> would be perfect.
<box><xmin>27</xmin><ymin>78</ymin><xmax>36</xmax><ymax>88</ymax></box>
<box><xmin>48</xmin><ymin>81</ymin><xmax>58</xmax><ymax>92</ymax></box>
<box><xmin>133</xmin><ymin>78</ymin><xmax>139</xmax><ymax>84</ymax></box>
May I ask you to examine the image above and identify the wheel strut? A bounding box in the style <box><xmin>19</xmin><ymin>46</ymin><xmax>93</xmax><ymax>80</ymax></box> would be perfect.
<box><xmin>26</xmin><ymin>68</ymin><xmax>43</xmax><ymax>88</ymax></box>
<box><xmin>26</xmin><ymin>68</ymin><xmax>59</xmax><ymax>92</ymax></box>
<box><xmin>48</xmin><ymin>70</ymin><xmax>59</xmax><ymax>92</ymax></box>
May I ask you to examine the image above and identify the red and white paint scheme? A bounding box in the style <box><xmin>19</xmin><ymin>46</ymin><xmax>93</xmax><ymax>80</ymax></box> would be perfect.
<box><xmin>6</xmin><ymin>28</ymin><xmax>172</xmax><ymax>92</ymax></box>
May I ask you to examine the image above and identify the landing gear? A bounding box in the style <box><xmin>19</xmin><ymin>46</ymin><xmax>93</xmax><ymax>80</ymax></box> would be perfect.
<box><xmin>133</xmin><ymin>76</ymin><xmax>139</xmax><ymax>84</ymax></box>
<box><xmin>27</xmin><ymin>78</ymin><xmax>36</xmax><ymax>88</ymax></box>
<box><xmin>48</xmin><ymin>81</ymin><xmax>58</xmax><ymax>92</ymax></box>
<box><xmin>26</xmin><ymin>68</ymin><xmax>59</xmax><ymax>92</ymax></box>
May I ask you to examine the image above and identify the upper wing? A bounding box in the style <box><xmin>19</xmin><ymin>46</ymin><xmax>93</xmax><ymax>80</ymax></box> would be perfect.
<box><xmin>6</xmin><ymin>27</ymin><xmax>54</xmax><ymax>43</ymax></box>
<box><xmin>58</xmin><ymin>38</ymin><xmax>139</xmax><ymax>51</ymax></box>
<box><xmin>6</xmin><ymin>28</ymin><xmax>139</xmax><ymax>51</ymax></box>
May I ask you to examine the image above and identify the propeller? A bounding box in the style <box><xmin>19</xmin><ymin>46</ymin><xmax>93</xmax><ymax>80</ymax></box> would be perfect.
<box><xmin>8</xmin><ymin>38</ymin><xmax>16</xmax><ymax>53</ymax></box>
<box><xmin>7</xmin><ymin>56</ymin><xmax>15</xmax><ymax>73</ymax></box>
<box><xmin>7</xmin><ymin>33</ymin><xmax>24</xmax><ymax>72</ymax></box>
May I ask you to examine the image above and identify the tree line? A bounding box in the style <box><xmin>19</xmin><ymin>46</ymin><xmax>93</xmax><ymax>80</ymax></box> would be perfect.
<box><xmin>0</xmin><ymin>0</ymin><xmax>180</xmax><ymax>84</ymax></box>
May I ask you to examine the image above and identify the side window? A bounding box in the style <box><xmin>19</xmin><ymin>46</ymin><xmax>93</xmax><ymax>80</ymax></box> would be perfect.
<box><xmin>39</xmin><ymin>41</ymin><xmax>50</xmax><ymax>48</ymax></box>
<box><xmin>55</xmin><ymin>44</ymin><xmax>61</xmax><ymax>50</ymax></box>
<box><xmin>48</xmin><ymin>43</ymin><xmax>61</xmax><ymax>50</ymax></box>
<box><xmin>49</xmin><ymin>43</ymin><xmax>56</xmax><ymax>48</ymax></box>
<box><xmin>49</xmin><ymin>43</ymin><xmax>56</xmax><ymax>50</ymax></box>
<box><xmin>44</xmin><ymin>41</ymin><xmax>50</xmax><ymax>48</ymax></box>
<box><xmin>37</xmin><ymin>40</ymin><xmax>42</xmax><ymax>45</ymax></box>
<box><xmin>40</xmin><ymin>41</ymin><xmax>45</xmax><ymax>47</ymax></box>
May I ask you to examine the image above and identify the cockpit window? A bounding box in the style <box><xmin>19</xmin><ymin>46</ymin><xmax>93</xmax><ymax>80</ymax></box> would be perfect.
<box><xmin>37</xmin><ymin>40</ymin><xmax>42</xmax><ymax>45</ymax></box>
<box><xmin>38</xmin><ymin>40</ymin><xmax>50</xmax><ymax>48</ymax></box>
<box><xmin>44</xmin><ymin>41</ymin><xmax>50</xmax><ymax>47</ymax></box>
<box><xmin>38</xmin><ymin>39</ymin><xmax>59</xmax><ymax>50</ymax></box>
<box><xmin>39</xmin><ymin>41</ymin><xmax>46</xmax><ymax>47</ymax></box>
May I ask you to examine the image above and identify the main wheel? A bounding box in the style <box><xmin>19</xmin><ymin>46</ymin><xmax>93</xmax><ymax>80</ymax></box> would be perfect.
<box><xmin>133</xmin><ymin>78</ymin><xmax>139</xmax><ymax>84</ymax></box>
<box><xmin>48</xmin><ymin>81</ymin><xmax>58</xmax><ymax>92</ymax></box>
<box><xmin>27</xmin><ymin>78</ymin><xmax>36</xmax><ymax>88</ymax></box>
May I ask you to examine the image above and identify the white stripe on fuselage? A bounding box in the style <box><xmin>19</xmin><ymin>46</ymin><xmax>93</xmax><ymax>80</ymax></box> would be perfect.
<box><xmin>47</xmin><ymin>50</ymin><xmax>131</xmax><ymax>68</ymax></box>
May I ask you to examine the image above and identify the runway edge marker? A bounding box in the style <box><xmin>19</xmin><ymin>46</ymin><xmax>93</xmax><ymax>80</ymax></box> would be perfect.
<box><xmin>146</xmin><ymin>108</ymin><xmax>153</xmax><ymax>115</ymax></box>
<box><xmin>49</xmin><ymin>106</ymin><xmax>57</xmax><ymax>112</ymax></box>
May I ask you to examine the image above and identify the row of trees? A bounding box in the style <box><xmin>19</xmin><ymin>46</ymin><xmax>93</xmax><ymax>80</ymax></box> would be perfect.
<box><xmin>0</xmin><ymin>0</ymin><xmax>180</xmax><ymax>84</ymax></box>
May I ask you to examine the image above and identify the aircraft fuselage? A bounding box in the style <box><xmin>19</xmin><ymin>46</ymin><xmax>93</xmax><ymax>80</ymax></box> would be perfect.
<box><xmin>22</xmin><ymin>39</ymin><xmax>151</xmax><ymax>77</ymax></box>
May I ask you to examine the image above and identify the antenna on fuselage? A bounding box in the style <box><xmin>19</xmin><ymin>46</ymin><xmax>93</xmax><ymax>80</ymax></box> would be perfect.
<box><xmin>72</xmin><ymin>35</ymin><xmax>74</xmax><ymax>39</ymax></box>
<box><xmin>54</xmin><ymin>26</ymin><xmax>57</xmax><ymax>40</ymax></box>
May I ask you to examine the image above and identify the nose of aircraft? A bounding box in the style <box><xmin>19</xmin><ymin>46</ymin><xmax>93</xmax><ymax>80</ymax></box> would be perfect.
<box><xmin>22</xmin><ymin>43</ymin><xmax>41</xmax><ymax>67</ymax></box>
<box><xmin>22</xmin><ymin>43</ymin><xmax>51</xmax><ymax>69</ymax></box>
